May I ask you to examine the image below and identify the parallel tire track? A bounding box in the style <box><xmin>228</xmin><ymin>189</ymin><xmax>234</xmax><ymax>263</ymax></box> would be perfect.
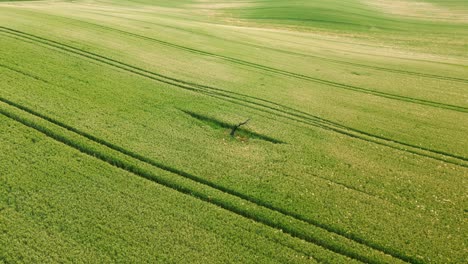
<box><xmin>93</xmin><ymin>12</ymin><xmax>468</xmax><ymax>84</ymax></box>
<box><xmin>18</xmin><ymin>15</ymin><xmax>468</xmax><ymax>113</ymax></box>
<box><xmin>0</xmin><ymin>81</ymin><xmax>416</xmax><ymax>262</ymax></box>
<box><xmin>1</xmin><ymin>27</ymin><xmax>466</xmax><ymax>168</ymax></box>
<box><xmin>202</xmin><ymin>92</ymin><xmax>468</xmax><ymax>167</ymax></box>
<box><xmin>1</xmin><ymin>27</ymin><xmax>460</xmax><ymax>262</ymax></box>
<box><xmin>0</xmin><ymin>102</ymin><xmax>414</xmax><ymax>264</ymax></box>
<box><xmin>0</xmin><ymin>61</ymin><xmax>444</xmax><ymax>207</ymax></box>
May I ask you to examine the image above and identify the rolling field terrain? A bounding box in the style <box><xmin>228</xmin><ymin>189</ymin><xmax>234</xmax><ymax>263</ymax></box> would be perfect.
<box><xmin>0</xmin><ymin>0</ymin><xmax>467</xmax><ymax>263</ymax></box>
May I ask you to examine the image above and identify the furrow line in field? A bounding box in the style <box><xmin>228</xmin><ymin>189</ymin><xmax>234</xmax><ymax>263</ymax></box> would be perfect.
<box><xmin>0</xmin><ymin>108</ymin><xmax>320</xmax><ymax>262</ymax></box>
<box><xmin>0</xmin><ymin>103</ymin><xmax>412</xmax><ymax>264</ymax></box>
<box><xmin>0</xmin><ymin>93</ymin><xmax>415</xmax><ymax>263</ymax></box>
<box><xmin>94</xmin><ymin>12</ymin><xmax>468</xmax><ymax>84</ymax></box>
<box><xmin>15</xmin><ymin>15</ymin><xmax>467</xmax><ymax>113</ymax></box>
<box><xmin>1</xmin><ymin>27</ymin><xmax>466</xmax><ymax>167</ymax></box>
<box><xmin>0</xmin><ymin>32</ymin><xmax>211</xmax><ymax>96</ymax></box>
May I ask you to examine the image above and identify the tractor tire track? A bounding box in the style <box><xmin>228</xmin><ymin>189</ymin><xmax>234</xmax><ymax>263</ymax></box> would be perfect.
<box><xmin>86</xmin><ymin>11</ymin><xmax>468</xmax><ymax>85</ymax></box>
<box><xmin>1</xmin><ymin>27</ymin><xmax>466</xmax><ymax>167</ymax></box>
<box><xmin>0</xmin><ymin>61</ymin><xmax>438</xmax><ymax>206</ymax></box>
<box><xmin>201</xmin><ymin>91</ymin><xmax>468</xmax><ymax>167</ymax></box>
<box><xmin>15</xmin><ymin>14</ymin><xmax>467</xmax><ymax>113</ymax></box>
<box><xmin>0</xmin><ymin>107</ymin><xmax>323</xmax><ymax>262</ymax></box>
<box><xmin>0</xmin><ymin>103</ymin><xmax>415</xmax><ymax>264</ymax></box>
<box><xmin>0</xmin><ymin>93</ymin><xmax>414</xmax><ymax>263</ymax></box>
<box><xmin>1</xmin><ymin>54</ymin><xmax>408</xmax><ymax>204</ymax></box>
<box><xmin>182</xmin><ymin>85</ymin><xmax>468</xmax><ymax>166</ymax></box>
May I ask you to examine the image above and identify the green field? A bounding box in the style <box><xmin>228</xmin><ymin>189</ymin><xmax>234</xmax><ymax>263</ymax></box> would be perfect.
<box><xmin>0</xmin><ymin>0</ymin><xmax>467</xmax><ymax>263</ymax></box>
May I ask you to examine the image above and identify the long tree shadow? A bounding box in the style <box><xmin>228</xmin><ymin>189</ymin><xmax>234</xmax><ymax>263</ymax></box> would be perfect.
<box><xmin>182</xmin><ymin>110</ymin><xmax>285</xmax><ymax>144</ymax></box>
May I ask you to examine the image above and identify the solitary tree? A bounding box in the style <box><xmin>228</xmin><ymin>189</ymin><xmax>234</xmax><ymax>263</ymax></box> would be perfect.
<box><xmin>230</xmin><ymin>118</ymin><xmax>250</xmax><ymax>137</ymax></box>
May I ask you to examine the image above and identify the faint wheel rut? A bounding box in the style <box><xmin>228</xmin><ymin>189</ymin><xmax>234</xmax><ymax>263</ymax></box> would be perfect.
<box><xmin>92</xmin><ymin>10</ymin><xmax>468</xmax><ymax>72</ymax></box>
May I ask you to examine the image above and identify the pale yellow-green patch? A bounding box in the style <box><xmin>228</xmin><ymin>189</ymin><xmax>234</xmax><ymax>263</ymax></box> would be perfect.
<box><xmin>363</xmin><ymin>0</ymin><xmax>468</xmax><ymax>23</ymax></box>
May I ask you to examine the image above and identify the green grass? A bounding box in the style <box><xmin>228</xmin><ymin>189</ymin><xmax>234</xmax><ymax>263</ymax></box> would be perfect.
<box><xmin>0</xmin><ymin>0</ymin><xmax>467</xmax><ymax>263</ymax></box>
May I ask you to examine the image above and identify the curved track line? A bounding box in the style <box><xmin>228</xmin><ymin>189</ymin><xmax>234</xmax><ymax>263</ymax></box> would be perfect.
<box><xmin>0</xmin><ymin>62</ymin><xmax>440</xmax><ymax>210</ymax></box>
<box><xmin>0</xmin><ymin>104</ymin><xmax>415</xmax><ymax>264</ymax></box>
<box><xmin>0</xmin><ymin>90</ymin><xmax>414</xmax><ymax>263</ymax></box>
<box><xmin>94</xmin><ymin>12</ymin><xmax>468</xmax><ymax>84</ymax></box>
<box><xmin>0</xmin><ymin>60</ymin><xmax>407</xmax><ymax>207</ymax></box>
<box><xmin>201</xmin><ymin>91</ymin><xmax>468</xmax><ymax>167</ymax></box>
<box><xmin>1</xmin><ymin>30</ymin><xmax>461</xmax><ymax>262</ymax></box>
<box><xmin>6</xmin><ymin>12</ymin><xmax>467</xmax><ymax>113</ymax></box>
<box><xmin>1</xmin><ymin>27</ymin><xmax>466</xmax><ymax>167</ymax></box>
<box><xmin>55</xmin><ymin>17</ymin><xmax>468</xmax><ymax>113</ymax></box>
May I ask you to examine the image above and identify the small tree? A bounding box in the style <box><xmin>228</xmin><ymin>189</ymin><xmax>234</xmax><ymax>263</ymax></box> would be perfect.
<box><xmin>230</xmin><ymin>118</ymin><xmax>250</xmax><ymax>137</ymax></box>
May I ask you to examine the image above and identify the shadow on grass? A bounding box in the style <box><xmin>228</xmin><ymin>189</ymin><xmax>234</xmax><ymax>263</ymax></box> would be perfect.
<box><xmin>181</xmin><ymin>110</ymin><xmax>285</xmax><ymax>144</ymax></box>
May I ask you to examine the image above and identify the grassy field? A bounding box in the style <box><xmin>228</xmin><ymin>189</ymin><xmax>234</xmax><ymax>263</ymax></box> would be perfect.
<box><xmin>0</xmin><ymin>0</ymin><xmax>467</xmax><ymax>263</ymax></box>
